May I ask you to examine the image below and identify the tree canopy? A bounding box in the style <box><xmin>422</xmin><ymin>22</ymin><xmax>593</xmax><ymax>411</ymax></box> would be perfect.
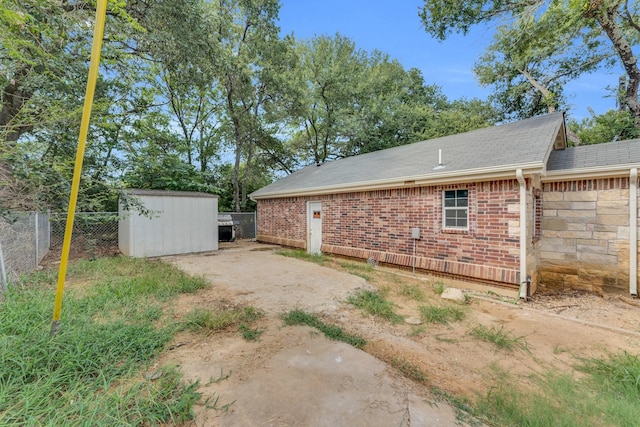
<box><xmin>420</xmin><ymin>0</ymin><xmax>640</xmax><ymax>133</ymax></box>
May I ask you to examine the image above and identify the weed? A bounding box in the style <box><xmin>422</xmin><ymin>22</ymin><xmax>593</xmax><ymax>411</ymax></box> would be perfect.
<box><xmin>435</xmin><ymin>334</ymin><xmax>458</xmax><ymax>344</ymax></box>
<box><xmin>338</xmin><ymin>261</ymin><xmax>375</xmax><ymax>281</ymax></box>
<box><xmin>180</xmin><ymin>305</ymin><xmax>263</xmax><ymax>334</ymax></box>
<box><xmin>475</xmin><ymin>359</ymin><xmax>640</xmax><ymax>427</ymax></box>
<box><xmin>389</xmin><ymin>357</ymin><xmax>428</xmax><ymax>383</ymax></box>
<box><xmin>203</xmin><ymin>393</ymin><xmax>236</xmax><ymax>413</ymax></box>
<box><xmin>468</xmin><ymin>324</ymin><xmax>529</xmax><ymax>353</ymax></box>
<box><xmin>206</xmin><ymin>368</ymin><xmax>232</xmax><ymax>386</ymax></box>
<box><xmin>282</xmin><ymin>310</ymin><xmax>366</xmax><ymax>348</ymax></box>
<box><xmin>400</xmin><ymin>284</ymin><xmax>425</xmax><ymax>301</ymax></box>
<box><xmin>0</xmin><ymin>257</ymin><xmax>207</xmax><ymax>424</ymax></box>
<box><xmin>432</xmin><ymin>281</ymin><xmax>446</xmax><ymax>295</ymax></box>
<box><xmin>408</xmin><ymin>325</ymin><xmax>427</xmax><ymax>337</ymax></box>
<box><xmin>347</xmin><ymin>289</ymin><xmax>404</xmax><ymax>324</ymax></box>
<box><xmin>419</xmin><ymin>304</ymin><xmax>465</xmax><ymax>324</ymax></box>
<box><xmin>239</xmin><ymin>324</ymin><xmax>265</xmax><ymax>341</ymax></box>
<box><xmin>553</xmin><ymin>344</ymin><xmax>567</xmax><ymax>355</ymax></box>
<box><xmin>276</xmin><ymin>249</ymin><xmax>328</xmax><ymax>265</ymax></box>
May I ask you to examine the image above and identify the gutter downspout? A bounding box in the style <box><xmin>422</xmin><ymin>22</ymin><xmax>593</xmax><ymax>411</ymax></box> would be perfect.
<box><xmin>630</xmin><ymin>168</ymin><xmax>638</xmax><ymax>297</ymax></box>
<box><xmin>516</xmin><ymin>169</ymin><xmax>528</xmax><ymax>299</ymax></box>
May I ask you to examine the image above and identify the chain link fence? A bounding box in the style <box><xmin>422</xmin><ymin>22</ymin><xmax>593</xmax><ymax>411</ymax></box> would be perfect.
<box><xmin>220</xmin><ymin>212</ymin><xmax>256</xmax><ymax>240</ymax></box>
<box><xmin>0</xmin><ymin>211</ymin><xmax>50</xmax><ymax>290</ymax></box>
<box><xmin>49</xmin><ymin>212</ymin><xmax>119</xmax><ymax>260</ymax></box>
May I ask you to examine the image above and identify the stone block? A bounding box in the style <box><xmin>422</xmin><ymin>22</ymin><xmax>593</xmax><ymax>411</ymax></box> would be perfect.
<box><xmin>576</xmin><ymin>238</ymin><xmax>607</xmax><ymax>247</ymax></box>
<box><xmin>593</xmin><ymin>231</ymin><xmax>618</xmax><ymax>240</ymax></box>
<box><xmin>441</xmin><ymin>287</ymin><xmax>466</xmax><ymax>304</ymax></box>
<box><xmin>571</xmin><ymin>201</ymin><xmax>596</xmax><ymax>210</ymax></box>
<box><xmin>577</xmin><ymin>244</ymin><xmax>608</xmax><ymax>254</ymax></box>
<box><xmin>540</xmin><ymin>251</ymin><xmax>566</xmax><ymax>260</ymax></box>
<box><xmin>598</xmin><ymin>206</ymin><xmax>630</xmax><ymax>215</ymax></box>
<box><xmin>542</xmin><ymin>217</ymin><xmax>567</xmax><ymax>231</ymax></box>
<box><xmin>555</xmin><ymin>230</ymin><xmax>593</xmax><ymax>239</ymax></box>
<box><xmin>541</xmin><ymin>242</ymin><xmax>576</xmax><ymax>253</ymax></box>
<box><xmin>557</xmin><ymin>209</ymin><xmax>596</xmax><ymax>219</ymax></box>
<box><xmin>594</xmin><ymin>224</ymin><xmax>618</xmax><ymax>232</ymax></box>
<box><xmin>564</xmin><ymin>191</ymin><xmax>598</xmax><ymax>202</ymax></box>
<box><xmin>568</xmin><ymin>223</ymin><xmax>587</xmax><ymax>231</ymax></box>
<box><xmin>544</xmin><ymin>201</ymin><xmax>571</xmax><ymax>210</ymax></box>
<box><xmin>597</xmin><ymin>199</ymin><xmax>628</xmax><ymax>208</ymax></box>
<box><xmin>598</xmin><ymin>190</ymin><xmax>625</xmax><ymax>200</ymax></box>
<box><xmin>579</xmin><ymin>252</ymin><xmax>618</xmax><ymax>265</ymax></box>
<box><xmin>543</xmin><ymin>192</ymin><xmax>564</xmax><ymax>202</ymax></box>
<box><xmin>597</xmin><ymin>215</ymin><xmax>629</xmax><ymax>226</ymax></box>
<box><xmin>617</xmin><ymin>227</ymin><xmax>630</xmax><ymax>240</ymax></box>
<box><xmin>544</xmin><ymin>209</ymin><xmax>558</xmax><ymax>217</ymax></box>
<box><xmin>507</xmin><ymin>203</ymin><xmax>520</xmax><ymax>213</ymax></box>
<box><xmin>564</xmin><ymin>253</ymin><xmax>577</xmax><ymax>260</ymax></box>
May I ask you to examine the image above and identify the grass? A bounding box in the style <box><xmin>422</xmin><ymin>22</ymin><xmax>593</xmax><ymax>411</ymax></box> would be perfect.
<box><xmin>432</xmin><ymin>281</ymin><xmax>446</xmax><ymax>295</ymax></box>
<box><xmin>475</xmin><ymin>353</ymin><xmax>640</xmax><ymax>426</ymax></box>
<box><xmin>388</xmin><ymin>357</ymin><xmax>428</xmax><ymax>383</ymax></box>
<box><xmin>282</xmin><ymin>310</ymin><xmax>366</xmax><ymax>348</ymax></box>
<box><xmin>419</xmin><ymin>304</ymin><xmax>465</xmax><ymax>324</ymax></box>
<box><xmin>337</xmin><ymin>260</ymin><xmax>375</xmax><ymax>281</ymax></box>
<box><xmin>180</xmin><ymin>306</ymin><xmax>263</xmax><ymax>337</ymax></box>
<box><xmin>346</xmin><ymin>289</ymin><xmax>404</xmax><ymax>324</ymax></box>
<box><xmin>467</xmin><ymin>324</ymin><xmax>529</xmax><ymax>353</ymax></box>
<box><xmin>0</xmin><ymin>256</ymin><xmax>215</xmax><ymax>425</ymax></box>
<box><xmin>276</xmin><ymin>249</ymin><xmax>328</xmax><ymax>265</ymax></box>
<box><xmin>399</xmin><ymin>284</ymin><xmax>425</xmax><ymax>301</ymax></box>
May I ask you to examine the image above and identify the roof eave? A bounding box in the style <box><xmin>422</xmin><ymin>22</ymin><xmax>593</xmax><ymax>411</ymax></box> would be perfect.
<box><xmin>543</xmin><ymin>164</ymin><xmax>640</xmax><ymax>182</ymax></box>
<box><xmin>252</xmin><ymin>163</ymin><xmax>544</xmax><ymax>200</ymax></box>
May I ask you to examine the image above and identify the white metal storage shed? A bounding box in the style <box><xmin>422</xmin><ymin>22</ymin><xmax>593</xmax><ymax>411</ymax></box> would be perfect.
<box><xmin>118</xmin><ymin>189</ymin><xmax>218</xmax><ymax>257</ymax></box>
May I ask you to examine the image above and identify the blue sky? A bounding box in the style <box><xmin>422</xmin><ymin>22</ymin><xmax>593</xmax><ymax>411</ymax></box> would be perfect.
<box><xmin>278</xmin><ymin>0</ymin><xmax>621</xmax><ymax>122</ymax></box>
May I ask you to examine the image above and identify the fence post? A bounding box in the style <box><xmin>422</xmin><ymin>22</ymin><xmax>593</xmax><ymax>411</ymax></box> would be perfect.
<box><xmin>34</xmin><ymin>212</ymin><xmax>39</xmax><ymax>268</ymax></box>
<box><xmin>0</xmin><ymin>240</ymin><xmax>7</xmax><ymax>292</ymax></box>
<box><xmin>254</xmin><ymin>211</ymin><xmax>257</xmax><ymax>240</ymax></box>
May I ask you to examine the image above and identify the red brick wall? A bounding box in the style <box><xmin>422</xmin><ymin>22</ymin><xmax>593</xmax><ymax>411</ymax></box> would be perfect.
<box><xmin>257</xmin><ymin>179</ymin><xmax>522</xmax><ymax>285</ymax></box>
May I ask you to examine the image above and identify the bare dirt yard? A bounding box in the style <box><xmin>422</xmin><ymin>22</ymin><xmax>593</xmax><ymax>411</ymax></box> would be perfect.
<box><xmin>159</xmin><ymin>241</ymin><xmax>640</xmax><ymax>426</ymax></box>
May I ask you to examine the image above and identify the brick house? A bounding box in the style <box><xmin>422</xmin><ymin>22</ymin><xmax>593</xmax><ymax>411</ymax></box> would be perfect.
<box><xmin>251</xmin><ymin>113</ymin><xmax>640</xmax><ymax>297</ymax></box>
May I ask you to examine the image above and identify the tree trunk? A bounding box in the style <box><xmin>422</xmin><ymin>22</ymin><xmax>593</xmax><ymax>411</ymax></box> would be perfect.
<box><xmin>593</xmin><ymin>4</ymin><xmax>640</xmax><ymax>127</ymax></box>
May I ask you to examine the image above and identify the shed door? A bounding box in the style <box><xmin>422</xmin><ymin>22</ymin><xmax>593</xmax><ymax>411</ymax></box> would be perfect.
<box><xmin>308</xmin><ymin>201</ymin><xmax>322</xmax><ymax>255</ymax></box>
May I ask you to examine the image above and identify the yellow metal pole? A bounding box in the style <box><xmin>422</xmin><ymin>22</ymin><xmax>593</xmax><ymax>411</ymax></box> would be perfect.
<box><xmin>51</xmin><ymin>0</ymin><xmax>108</xmax><ymax>336</ymax></box>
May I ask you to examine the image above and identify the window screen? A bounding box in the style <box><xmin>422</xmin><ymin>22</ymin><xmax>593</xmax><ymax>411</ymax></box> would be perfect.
<box><xmin>443</xmin><ymin>189</ymin><xmax>468</xmax><ymax>229</ymax></box>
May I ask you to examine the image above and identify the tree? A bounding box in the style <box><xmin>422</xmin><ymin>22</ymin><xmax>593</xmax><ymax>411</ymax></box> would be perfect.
<box><xmin>419</xmin><ymin>0</ymin><xmax>640</xmax><ymax>126</ymax></box>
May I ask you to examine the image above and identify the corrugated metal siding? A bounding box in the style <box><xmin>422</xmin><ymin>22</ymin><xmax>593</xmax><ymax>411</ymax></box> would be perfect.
<box><xmin>119</xmin><ymin>192</ymin><xmax>218</xmax><ymax>257</ymax></box>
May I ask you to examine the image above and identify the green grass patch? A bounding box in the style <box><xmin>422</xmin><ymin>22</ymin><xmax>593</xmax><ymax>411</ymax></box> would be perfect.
<box><xmin>282</xmin><ymin>310</ymin><xmax>366</xmax><ymax>348</ymax></box>
<box><xmin>467</xmin><ymin>324</ymin><xmax>529</xmax><ymax>353</ymax></box>
<box><xmin>399</xmin><ymin>284</ymin><xmax>425</xmax><ymax>301</ymax></box>
<box><xmin>419</xmin><ymin>304</ymin><xmax>465</xmax><ymax>324</ymax></box>
<box><xmin>337</xmin><ymin>261</ymin><xmax>375</xmax><ymax>281</ymax></box>
<box><xmin>0</xmin><ymin>256</ymin><xmax>213</xmax><ymax>425</ymax></box>
<box><xmin>432</xmin><ymin>281</ymin><xmax>446</xmax><ymax>295</ymax></box>
<box><xmin>475</xmin><ymin>354</ymin><xmax>640</xmax><ymax>426</ymax></box>
<box><xmin>347</xmin><ymin>289</ymin><xmax>404</xmax><ymax>324</ymax></box>
<box><xmin>180</xmin><ymin>306</ymin><xmax>264</xmax><ymax>340</ymax></box>
<box><xmin>389</xmin><ymin>358</ymin><xmax>428</xmax><ymax>383</ymax></box>
<box><xmin>276</xmin><ymin>249</ymin><xmax>328</xmax><ymax>265</ymax></box>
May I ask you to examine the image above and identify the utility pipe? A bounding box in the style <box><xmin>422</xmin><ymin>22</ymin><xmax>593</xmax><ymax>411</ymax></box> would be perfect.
<box><xmin>630</xmin><ymin>168</ymin><xmax>638</xmax><ymax>297</ymax></box>
<box><xmin>516</xmin><ymin>169</ymin><xmax>528</xmax><ymax>299</ymax></box>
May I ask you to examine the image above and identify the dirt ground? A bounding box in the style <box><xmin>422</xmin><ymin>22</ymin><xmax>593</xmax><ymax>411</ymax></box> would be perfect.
<box><xmin>159</xmin><ymin>241</ymin><xmax>640</xmax><ymax>426</ymax></box>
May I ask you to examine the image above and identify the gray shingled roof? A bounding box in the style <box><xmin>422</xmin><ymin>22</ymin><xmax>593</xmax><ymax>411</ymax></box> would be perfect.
<box><xmin>547</xmin><ymin>138</ymin><xmax>640</xmax><ymax>171</ymax></box>
<box><xmin>251</xmin><ymin>113</ymin><xmax>565</xmax><ymax>198</ymax></box>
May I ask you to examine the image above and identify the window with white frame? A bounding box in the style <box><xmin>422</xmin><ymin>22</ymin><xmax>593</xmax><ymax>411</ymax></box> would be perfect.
<box><xmin>443</xmin><ymin>189</ymin><xmax>468</xmax><ymax>229</ymax></box>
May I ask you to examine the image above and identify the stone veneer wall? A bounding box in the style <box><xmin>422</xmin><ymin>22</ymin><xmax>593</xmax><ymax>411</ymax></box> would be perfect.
<box><xmin>257</xmin><ymin>179</ymin><xmax>523</xmax><ymax>286</ymax></box>
<box><xmin>539</xmin><ymin>178</ymin><xmax>635</xmax><ymax>294</ymax></box>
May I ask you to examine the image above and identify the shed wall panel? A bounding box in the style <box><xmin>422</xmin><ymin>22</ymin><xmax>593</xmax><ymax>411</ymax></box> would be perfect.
<box><xmin>119</xmin><ymin>192</ymin><xmax>218</xmax><ymax>257</ymax></box>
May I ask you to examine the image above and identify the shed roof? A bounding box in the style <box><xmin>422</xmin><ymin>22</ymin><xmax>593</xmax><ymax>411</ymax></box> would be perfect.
<box><xmin>252</xmin><ymin>113</ymin><xmax>566</xmax><ymax>199</ymax></box>
<box><xmin>122</xmin><ymin>189</ymin><xmax>218</xmax><ymax>198</ymax></box>
<box><xmin>547</xmin><ymin>138</ymin><xmax>640</xmax><ymax>171</ymax></box>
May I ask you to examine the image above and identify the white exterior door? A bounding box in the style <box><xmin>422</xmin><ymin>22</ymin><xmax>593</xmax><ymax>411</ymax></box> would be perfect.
<box><xmin>308</xmin><ymin>201</ymin><xmax>322</xmax><ymax>255</ymax></box>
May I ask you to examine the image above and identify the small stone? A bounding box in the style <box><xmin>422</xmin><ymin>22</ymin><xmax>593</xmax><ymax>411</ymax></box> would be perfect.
<box><xmin>441</xmin><ymin>288</ymin><xmax>466</xmax><ymax>304</ymax></box>
<box><xmin>405</xmin><ymin>317</ymin><xmax>422</xmax><ymax>325</ymax></box>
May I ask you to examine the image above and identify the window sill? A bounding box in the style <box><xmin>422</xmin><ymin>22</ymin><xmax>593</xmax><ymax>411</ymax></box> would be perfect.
<box><xmin>441</xmin><ymin>228</ymin><xmax>469</xmax><ymax>234</ymax></box>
